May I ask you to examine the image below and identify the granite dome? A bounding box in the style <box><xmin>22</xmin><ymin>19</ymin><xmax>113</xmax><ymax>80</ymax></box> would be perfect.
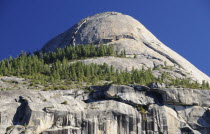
<box><xmin>42</xmin><ymin>12</ymin><xmax>146</xmax><ymax>53</ymax></box>
<box><xmin>42</xmin><ymin>12</ymin><xmax>210</xmax><ymax>83</ymax></box>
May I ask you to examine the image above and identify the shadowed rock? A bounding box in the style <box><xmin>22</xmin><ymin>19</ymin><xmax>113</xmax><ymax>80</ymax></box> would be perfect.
<box><xmin>12</xmin><ymin>96</ymin><xmax>32</xmax><ymax>125</ymax></box>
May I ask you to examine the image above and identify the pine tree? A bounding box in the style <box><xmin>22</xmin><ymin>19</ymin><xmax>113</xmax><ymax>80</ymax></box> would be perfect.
<box><xmin>107</xmin><ymin>45</ymin><xmax>114</xmax><ymax>56</ymax></box>
<box><xmin>123</xmin><ymin>49</ymin><xmax>126</xmax><ymax>57</ymax></box>
<box><xmin>99</xmin><ymin>44</ymin><xmax>105</xmax><ymax>56</ymax></box>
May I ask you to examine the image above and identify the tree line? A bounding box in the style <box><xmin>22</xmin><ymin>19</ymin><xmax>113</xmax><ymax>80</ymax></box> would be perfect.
<box><xmin>35</xmin><ymin>44</ymin><xmax>125</xmax><ymax>64</ymax></box>
<box><xmin>0</xmin><ymin>54</ymin><xmax>156</xmax><ymax>86</ymax></box>
<box><xmin>0</xmin><ymin>44</ymin><xmax>209</xmax><ymax>90</ymax></box>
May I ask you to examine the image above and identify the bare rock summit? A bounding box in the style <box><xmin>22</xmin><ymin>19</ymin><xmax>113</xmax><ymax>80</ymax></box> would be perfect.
<box><xmin>42</xmin><ymin>12</ymin><xmax>210</xmax><ymax>83</ymax></box>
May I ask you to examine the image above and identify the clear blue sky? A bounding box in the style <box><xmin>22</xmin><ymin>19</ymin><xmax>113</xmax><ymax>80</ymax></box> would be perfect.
<box><xmin>0</xmin><ymin>0</ymin><xmax>210</xmax><ymax>76</ymax></box>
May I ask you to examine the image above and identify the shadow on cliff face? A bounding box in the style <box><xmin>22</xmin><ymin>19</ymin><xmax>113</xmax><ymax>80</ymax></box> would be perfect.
<box><xmin>180</xmin><ymin>127</ymin><xmax>194</xmax><ymax>134</ymax></box>
<box><xmin>84</xmin><ymin>85</ymin><xmax>166</xmax><ymax>107</ymax></box>
<box><xmin>196</xmin><ymin>109</ymin><xmax>210</xmax><ymax>134</ymax></box>
<box><xmin>145</xmin><ymin>90</ymin><xmax>165</xmax><ymax>106</ymax></box>
<box><xmin>12</xmin><ymin>96</ymin><xmax>32</xmax><ymax>125</ymax></box>
<box><xmin>84</xmin><ymin>85</ymin><xmax>108</xmax><ymax>103</ymax></box>
<box><xmin>178</xmin><ymin>107</ymin><xmax>210</xmax><ymax>134</ymax></box>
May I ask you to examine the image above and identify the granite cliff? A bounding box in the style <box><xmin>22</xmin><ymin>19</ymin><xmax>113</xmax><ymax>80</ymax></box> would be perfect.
<box><xmin>1</xmin><ymin>82</ymin><xmax>210</xmax><ymax>134</ymax></box>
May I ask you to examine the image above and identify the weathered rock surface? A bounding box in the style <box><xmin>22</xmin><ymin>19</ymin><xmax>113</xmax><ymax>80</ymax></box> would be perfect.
<box><xmin>1</xmin><ymin>84</ymin><xmax>210</xmax><ymax>134</ymax></box>
<box><xmin>0</xmin><ymin>76</ymin><xmax>43</xmax><ymax>91</ymax></box>
<box><xmin>42</xmin><ymin>12</ymin><xmax>210</xmax><ymax>83</ymax></box>
<box><xmin>78</xmin><ymin>56</ymin><xmax>189</xmax><ymax>81</ymax></box>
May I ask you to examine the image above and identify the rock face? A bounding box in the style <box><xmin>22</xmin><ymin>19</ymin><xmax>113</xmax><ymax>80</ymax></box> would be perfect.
<box><xmin>1</xmin><ymin>84</ymin><xmax>210</xmax><ymax>134</ymax></box>
<box><xmin>42</xmin><ymin>12</ymin><xmax>210</xmax><ymax>83</ymax></box>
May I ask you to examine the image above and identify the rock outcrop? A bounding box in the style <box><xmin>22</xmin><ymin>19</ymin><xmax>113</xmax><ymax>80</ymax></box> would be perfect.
<box><xmin>42</xmin><ymin>12</ymin><xmax>210</xmax><ymax>84</ymax></box>
<box><xmin>1</xmin><ymin>84</ymin><xmax>210</xmax><ymax>134</ymax></box>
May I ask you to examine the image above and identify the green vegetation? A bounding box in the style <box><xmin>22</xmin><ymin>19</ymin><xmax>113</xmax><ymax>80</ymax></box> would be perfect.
<box><xmin>153</xmin><ymin>65</ymin><xmax>174</xmax><ymax>71</ymax></box>
<box><xmin>201</xmin><ymin>80</ymin><xmax>210</xmax><ymax>89</ymax></box>
<box><xmin>0</xmin><ymin>44</ymin><xmax>117</xmax><ymax>76</ymax></box>
<box><xmin>6</xmin><ymin>126</ymin><xmax>13</xmax><ymax>132</ymax></box>
<box><xmin>1</xmin><ymin>88</ymin><xmax>12</xmax><ymax>91</ymax></box>
<box><xmin>136</xmin><ymin>104</ymin><xmax>147</xmax><ymax>114</ymax></box>
<box><xmin>61</xmin><ymin>101</ymin><xmax>68</xmax><ymax>105</ymax></box>
<box><xmin>38</xmin><ymin>44</ymin><xmax>117</xmax><ymax>64</ymax></box>
<box><xmin>0</xmin><ymin>44</ymin><xmax>156</xmax><ymax>86</ymax></box>
<box><xmin>0</xmin><ymin>44</ymin><xmax>209</xmax><ymax>90</ymax></box>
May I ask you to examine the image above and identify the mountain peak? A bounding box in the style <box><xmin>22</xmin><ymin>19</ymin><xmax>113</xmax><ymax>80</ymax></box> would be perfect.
<box><xmin>42</xmin><ymin>11</ymin><xmax>141</xmax><ymax>52</ymax></box>
<box><xmin>42</xmin><ymin>12</ymin><xmax>210</xmax><ymax>83</ymax></box>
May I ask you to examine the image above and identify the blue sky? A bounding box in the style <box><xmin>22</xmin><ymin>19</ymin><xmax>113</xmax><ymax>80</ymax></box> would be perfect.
<box><xmin>0</xmin><ymin>0</ymin><xmax>210</xmax><ymax>76</ymax></box>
